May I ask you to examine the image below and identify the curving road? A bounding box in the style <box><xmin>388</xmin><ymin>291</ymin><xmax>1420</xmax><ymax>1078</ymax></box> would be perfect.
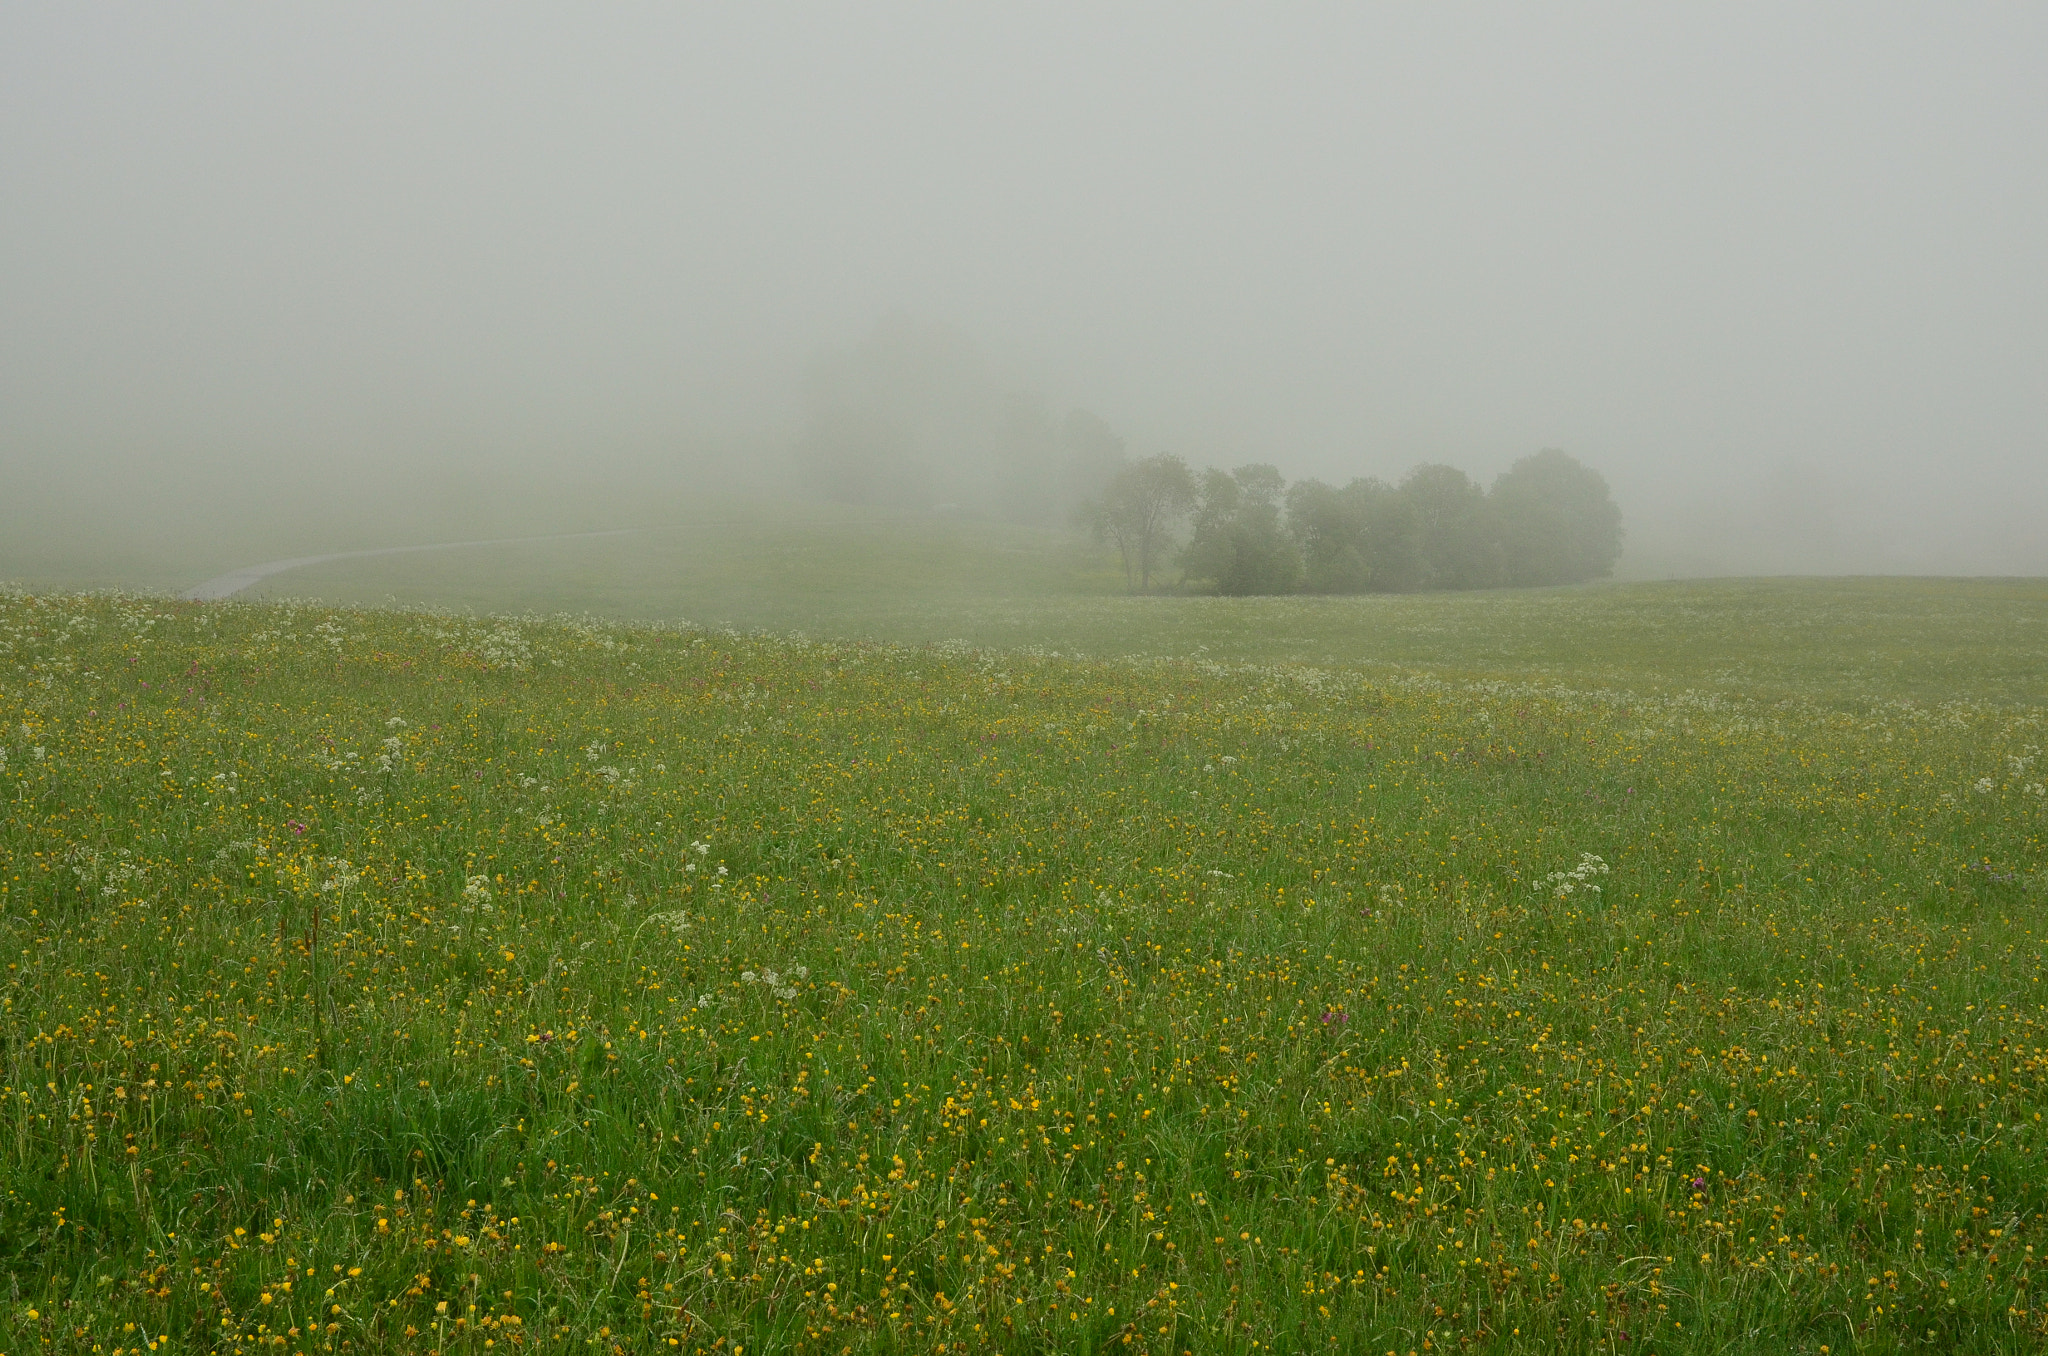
<box><xmin>180</xmin><ymin>527</ymin><xmax>645</xmax><ymax>601</ymax></box>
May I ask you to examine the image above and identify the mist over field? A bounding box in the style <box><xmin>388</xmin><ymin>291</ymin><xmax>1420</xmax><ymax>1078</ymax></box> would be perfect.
<box><xmin>4</xmin><ymin>5</ymin><xmax>2047</xmax><ymax>588</ymax></box>
<box><xmin>12</xmin><ymin>13</ymin><xmax>2048</xmax><ymax>1346</ymax></box>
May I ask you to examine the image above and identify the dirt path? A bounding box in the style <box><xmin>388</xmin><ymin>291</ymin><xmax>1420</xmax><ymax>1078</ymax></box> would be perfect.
<box><xmin>180</xmin><ymin>527</ymin><xmax>644</xmax><ymax>601</ymax></box>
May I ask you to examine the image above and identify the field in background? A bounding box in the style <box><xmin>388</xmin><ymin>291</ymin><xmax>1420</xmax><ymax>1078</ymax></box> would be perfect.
<box><xmin>263</xmin><ymin>523</ymin><xmax>2048</xmax><ymax>707</ymax></box>
<box><xmin>12</xmin><ymin>490</ymin><xmax>2046</xmax><ymax>711</ymax></box>
<box><xmin>3</xmin><ymin>579</ymin><xmax>2046</xmax><ymax>1352</ymax></box>
<box><xmin>0</xmin><ymin>458</ymin><xmax>785</xmax><ymax>596</ymax></box>
<box><xmin>243</xmin><ymin>511</ymin><xmax>1126</xmax><ymax>636</ymax></box>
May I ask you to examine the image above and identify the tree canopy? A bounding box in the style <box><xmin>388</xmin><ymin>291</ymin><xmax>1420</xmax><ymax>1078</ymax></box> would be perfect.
<box><xmin>1080</xmin><ymin>454</ymin><xmax>1198</xmax><ymax>592</ymax></box>
<box><xmin>1081</xmin><ymin>448</ymin><xmax>1624</xmax><ymax>595</ymax></box>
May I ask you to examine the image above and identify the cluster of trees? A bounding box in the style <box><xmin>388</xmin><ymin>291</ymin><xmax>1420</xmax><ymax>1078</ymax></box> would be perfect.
<box><xmin>1084</xmin><ymin>450</ymin><xmax>1623</xmax><ymax>594</ymax></box>
<box><xmin>793</xmin><ymin>321</ymin><xmax>1622</xmax><ymax>595</ymax></box>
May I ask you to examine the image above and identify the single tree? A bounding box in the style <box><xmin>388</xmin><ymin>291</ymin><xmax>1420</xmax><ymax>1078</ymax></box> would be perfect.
<box><xmin>1489</xmin><ymin>449</ymin><xmax>1624</xmax><ymax>584</ymax></box>
<box><xmin>1182</xmin><ymin>464</ymin><xmax>1303</xmax><ymax>595</ymax></box>
<box><xmin>1081</xmin><ymin>454</ymin><xmax>1197</xmax><ymax>593</ymax></box>
<box><xmin>1399</xmin><ymin>463</ymin><xmax>1503</xmax><ymax>590</ymax></box>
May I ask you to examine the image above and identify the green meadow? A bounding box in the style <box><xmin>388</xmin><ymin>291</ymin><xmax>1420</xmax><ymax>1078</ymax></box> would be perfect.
<box><xmin>260</xmin><ymin>521</ymin><xmax>2046</xmax><ymax>705</ymax></box>
<box><xmin>2</xmin><ymin>556</ymin><xmax>2047</xmax><ymax>1354</ymax></box>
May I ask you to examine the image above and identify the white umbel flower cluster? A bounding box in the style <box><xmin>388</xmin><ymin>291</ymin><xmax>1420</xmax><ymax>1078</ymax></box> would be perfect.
<box><xmin>1540</xmin><ymin>852</ymin><xmax>1610</xmax><ymax>901</ymax></box>
<box><xmin>741</xmin><ymin>964</ymin><xmax>809</xmax><ymax>1001</ymax></box>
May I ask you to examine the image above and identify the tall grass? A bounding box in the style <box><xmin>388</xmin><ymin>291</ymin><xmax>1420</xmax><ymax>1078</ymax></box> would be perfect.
<box><xmin>1</xmin><ymin>584</ymin><xmax>2044</xmax><ymax>1353</ymax></box>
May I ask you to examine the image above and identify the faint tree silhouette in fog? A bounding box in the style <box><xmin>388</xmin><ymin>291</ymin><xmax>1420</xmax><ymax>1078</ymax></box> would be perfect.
<box><xmin>793</xmin><ymin>316</ymin><xmax>984</xmax><ymax>509</ymax></box>
<box><xmin>794</xmin><ymin>317</ymin><xmax>1133</xmax><ymax>524</ymax></box>
<box><xmin>1401</xmin><ymin>463</ymin><xmax>1504</xmax><ymax>590</ymax></box>
<box><xmin>1060</xmin><ymin>409</ymin><xmax>1128</xmax><ymax>515</ymax></box>
<box><xmin>1082</xmin><ymin>454</ymin><xmax>1197</xmax><ymax>593</ymax></box>
<box><xmin>1490</xmin><ymin>448</ymin><xmax>1624</xmax><ymax>584</ymax></box>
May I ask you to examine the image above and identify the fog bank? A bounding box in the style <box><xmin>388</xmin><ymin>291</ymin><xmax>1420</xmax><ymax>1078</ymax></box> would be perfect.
<box><xmin>5</xmin><ymin>6</ymin><xmax>2045</xmax><ymax>583</ymax></box>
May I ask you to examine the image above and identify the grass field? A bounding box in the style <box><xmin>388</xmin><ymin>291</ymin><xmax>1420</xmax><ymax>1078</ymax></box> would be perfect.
<box><xmin>3</xmin><ymin>578</ymin><xmax>2047</xmax><ymax>1353</ymax></box>
<box><xmin>251</xmin><ymin>519</ymin><xmax>2048</xmax><ymax>706</ymax></box>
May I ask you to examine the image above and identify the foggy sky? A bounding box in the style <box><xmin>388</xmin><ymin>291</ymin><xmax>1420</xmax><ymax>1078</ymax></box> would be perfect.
<box><xmin>5</xmin><ymin>5</ymin><xmax>2046</xmax><ymax>577</ymax></box>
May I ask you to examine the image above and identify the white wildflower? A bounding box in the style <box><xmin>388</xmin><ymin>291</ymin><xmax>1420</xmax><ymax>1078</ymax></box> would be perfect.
<box><xmin>1540</xmin><ymin>852</ymin><xmax>1610</xmax><ymax>901</ymax></box>
<box><xmin>478</xmin><ymin>625</ymin><xmax>531</xmax><ymax>669</ymax></box>
<box><xmin>462</xmin><ymin>874</ymin><xmax>494</xmax><ymax>911</ymax></box>
<box><xmin>741</xmin><ymin>962</ymin><xmax>804</xmax><ymax>1001</ymax></box>
<box><xmin>64</xmin><ymin>845</ymin><xmax>103</xmax><ymax>884</ymax></box>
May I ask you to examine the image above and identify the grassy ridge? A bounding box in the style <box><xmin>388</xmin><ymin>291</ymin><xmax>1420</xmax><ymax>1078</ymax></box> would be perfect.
<box><xmin>2</xmin><ymin>585</ymin><xmax>2047</xmax><ymax>1353</ymax></box>
<box><xmin>236</xmin><ymin>511</ymin><xmax>1124</xmax><ymax>632</ymax></box>
<box><xmin>262</xmin><ymin>525</ymin><xmax>2048</xmax><ymax>706</ymax></box>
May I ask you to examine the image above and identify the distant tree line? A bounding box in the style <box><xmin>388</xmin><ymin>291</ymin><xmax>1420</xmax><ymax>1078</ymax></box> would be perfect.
<box><xmin>1082</xmin><ymin>451</ymin><xmax>1623</xmax><ymax>595</ymax></box>
<box><xmin>791</xmin><ymin>320</ymin><xmax>1623</xmax><ymax>595</ymax></box>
